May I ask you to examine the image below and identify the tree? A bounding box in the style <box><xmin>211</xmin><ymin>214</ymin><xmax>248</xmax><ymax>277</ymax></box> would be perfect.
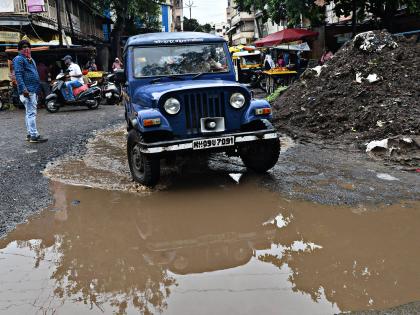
<box><xmin>183</xmin><ymin>17</ymin><xmax>214</xmax><ymax>33</ymax></box>
<box><xmin>93</xmin><ymin>0</ymin><xmax>161</xmax><ymax>59</ymax></box>
<box><xmin>183</xmin><ymin>17</ymin><xmax>202</xmax><ymax>31</ymax></box>
<box><xmin>236</xmin><ymin>0</ymin><xmax>325</xmax><ymax>28</ymax></box>
<box><xmin>328</xmin><ymin>0</ymin><xmax>420</xmax><ymax>33</ymax></box>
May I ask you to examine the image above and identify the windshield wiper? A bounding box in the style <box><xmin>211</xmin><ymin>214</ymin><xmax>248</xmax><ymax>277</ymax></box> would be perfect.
<box><xmin>192</xmin><ymin>72</ymin><xmax>205</xmax><ymax>80</ymax></box>
<box><xmin>150</xmin><ymin>75</ymin><xmax>185</xmax><ymax>84</ymax></box>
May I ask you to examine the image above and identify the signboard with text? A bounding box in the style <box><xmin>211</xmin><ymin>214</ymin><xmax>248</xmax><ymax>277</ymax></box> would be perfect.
<box><xmin>0</xmin><ymin>31</ymin><xmax>21</xmax><ymax>43</ymax></box>
<box><xmin>27</xmin><ymin>0</ymin><xmax>46</xmax><ymax>13</ymax></box>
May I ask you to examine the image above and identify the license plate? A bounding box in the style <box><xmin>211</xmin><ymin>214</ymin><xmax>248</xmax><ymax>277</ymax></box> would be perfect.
<box><xmin>192</xmin><ymin>136</ymin><xmax>234</xmax><ymax>150</ymax></box>
<box><xmin>105</xmin><ymin>92</ymin><xmax>112</xmax><ymax>98</ymax></box>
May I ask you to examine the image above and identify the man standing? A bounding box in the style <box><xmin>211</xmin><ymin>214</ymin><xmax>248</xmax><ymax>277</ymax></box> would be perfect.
<box><xmin>13</xmin><ymin>40</ymin><xmax>47</xmax><ymax>143</ymax></box>
<box><xmin>37</xmin><ymin>61</ymin><xmax>50</xmax><ymax>103</ymax></box>
<box><xmin>62</xmin><ymin>55</ymin><xmax>84</xmax><ymax>101</ymax></box>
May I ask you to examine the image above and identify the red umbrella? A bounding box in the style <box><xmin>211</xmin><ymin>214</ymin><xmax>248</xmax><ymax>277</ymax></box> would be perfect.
<box><xmin>255</xmin><ymin>28</ymin><xmax>319</xmax><ymax>47</ymax></box>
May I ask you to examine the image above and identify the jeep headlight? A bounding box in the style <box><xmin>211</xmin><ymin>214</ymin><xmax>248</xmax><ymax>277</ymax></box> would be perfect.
<box><xmin>164</xmin><ymin>98</ymin><xmax>181</xmax><ymax>115</ymax></box>
<box><xmin>230</xmin><ymin>93</ymin><xmax>245</xmax><ymax>109</ymax></box>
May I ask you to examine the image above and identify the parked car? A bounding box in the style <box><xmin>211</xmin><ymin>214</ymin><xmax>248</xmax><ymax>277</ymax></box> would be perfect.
<box><xmin>118</xmin><ymin>32</ymin><xmax>280</xmax><ymax>186</ymax></box>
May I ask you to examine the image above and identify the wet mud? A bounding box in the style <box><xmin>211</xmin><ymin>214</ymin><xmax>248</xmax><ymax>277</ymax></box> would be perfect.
<box><xmin>43</xmin><ymin>125</ymin><xmax>296</xmax><ymax>193</ymax></box>
<box><xmin>0</xmin><ymin>180</ymin><xmax>420</xmax><ymax>315</ymax></box>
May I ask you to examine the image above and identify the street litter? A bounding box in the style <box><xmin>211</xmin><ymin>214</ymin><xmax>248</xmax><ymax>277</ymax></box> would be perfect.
<box><xmin>356</xmin><ymin>73</ymin><xmax>381</xmax><ymax>83</ymax></box>
<box><xmin>376</xmin><ymin>173</ymin><xmax>399</xmax><ymax>181</ymax></box>
<box><xmin>354</xmin><ymin>31</ymin><xmax>398</xmax><ymax>53</ymax></box>
<box><xmin>366</xmin><ymin>74</ymin><xmax>381</xmax><ymax>83</ymax></box>
<box><xmin>366</xmin><ymin>139</ymin><xmax>388</xmax><ymax>152</ymax></box>
<box><xmin>365</xmin><ymin>136</ymin><xmax>420</xmax><ymax>168</ymax></box>
<box><xmin>312</xmin><ymin>65</ymin><xmax>325</xmax><ymax>77</ymax></box>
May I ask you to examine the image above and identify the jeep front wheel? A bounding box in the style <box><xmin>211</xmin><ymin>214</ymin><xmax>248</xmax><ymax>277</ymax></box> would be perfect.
<box><xmin>240</xmin><ymin>138</ymin><xmax>280</xmax><ymax>173</ymax></box>
<box><xmin>127</xmin><ymin>130</ymin><xmax>160</xmax><ymax>187</ymax></box>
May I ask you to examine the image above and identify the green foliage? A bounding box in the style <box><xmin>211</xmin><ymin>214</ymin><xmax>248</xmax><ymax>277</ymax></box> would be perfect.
<box><xmin>93</xmin><ymin>0</ymin><xmax>160</xmax><ymax>32</ymax></box>
<box><xmin>236</xmin><ymin>0</ymin><xmax>325</xmax><ymax>27</ymax></box>
<box><xmin>183</xmin><ymin>17</ymin><xmax>214</xmax><ymax>33</ymax></box>
<box><xmin>266</xmin><ymin>86</ymin><xmax>288</xmax><ymax>104</ymax></box>
<box><xmin>327</xmin><ymin>0</ymin><xmax>420</xmax><ymax>30</ymax></box>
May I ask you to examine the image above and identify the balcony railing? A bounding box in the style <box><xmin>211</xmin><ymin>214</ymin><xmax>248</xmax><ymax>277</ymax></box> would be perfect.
<box><xmin>231</xmin><ymin>11</ymin><xmax>255</xmax><ymax>26</ymax></box>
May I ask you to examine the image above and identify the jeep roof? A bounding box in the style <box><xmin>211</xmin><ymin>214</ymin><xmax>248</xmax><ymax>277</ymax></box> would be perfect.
<box><xmin>125</xmin><ymin>32</ymin><xmax>226</xmax><ymax>48</ymax></box>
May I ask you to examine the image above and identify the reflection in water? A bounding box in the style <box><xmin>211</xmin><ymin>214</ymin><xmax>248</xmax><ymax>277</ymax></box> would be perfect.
<box><xmin>0</xmin><ymin>180</ymin><xmax>419</xmax><ymax>314</ymax></box>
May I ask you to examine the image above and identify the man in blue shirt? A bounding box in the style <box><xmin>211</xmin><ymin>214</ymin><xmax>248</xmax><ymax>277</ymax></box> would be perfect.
<box><xmin>13</xmin><ymin>40</ymin><xmax>47</xmax><ymax>143</ymax></box>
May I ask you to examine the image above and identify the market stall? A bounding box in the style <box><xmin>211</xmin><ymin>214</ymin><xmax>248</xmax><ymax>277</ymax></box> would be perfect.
<box><xmin>263</xmin><ymin>67</ymin><xmax>297</xmax><ymax>94</ymax></box>
<box><xmin>255</xmin><ymin>29</ymin><xmax>318</xmax><ymax>93</ymax></box>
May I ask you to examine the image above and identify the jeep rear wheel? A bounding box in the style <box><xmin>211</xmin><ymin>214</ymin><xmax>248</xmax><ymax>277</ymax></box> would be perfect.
<box><xmin>127</xmin><ymin>130</ymin><xmax>160</xmax><ymax>187</ymax></box>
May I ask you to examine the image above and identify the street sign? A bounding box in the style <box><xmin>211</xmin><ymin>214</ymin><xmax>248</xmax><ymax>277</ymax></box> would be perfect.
<box><xmin>0</xmin><ymin>31</ymin><xmax>21</xmax><ymax>43</ymax></box>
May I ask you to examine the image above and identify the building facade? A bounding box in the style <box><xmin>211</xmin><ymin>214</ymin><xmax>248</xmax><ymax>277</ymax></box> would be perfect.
<box><xmin>226</xmin><ymin>0</ymin><xmax>256</xmax><ymax>45</ymax></box>
<box><xmin>0</xmin><ymin>0</ymin><xmax>108</xmax><ymax>45</ymax></box>
<box><xmin>173</xmin><ymin>0</ymin><xmax>183</xmax><ymax>32</ymax></box>
<box><xmin>254</xmin><ymin>10</ymin><xmax>287</xmax><ymax>39</ymax></box>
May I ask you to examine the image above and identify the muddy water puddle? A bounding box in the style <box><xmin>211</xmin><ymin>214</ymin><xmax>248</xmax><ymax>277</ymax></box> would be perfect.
<box><xmin>4</xmin><ymin>127</ymin><xmax>420</xmax><ymax>314</ymax></box>
<box><xmin>1</xmin><ymin>179</ymin><xmax>420</xmax><ymax>315</ymax></box>
<box><xmin>43</xmin><ymin>126</ymin><xmax>297</xmax><ymax>193</ymax></box>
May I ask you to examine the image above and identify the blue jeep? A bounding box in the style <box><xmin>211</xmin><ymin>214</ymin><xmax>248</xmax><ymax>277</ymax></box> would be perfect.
<box><xmin>120</xmin><ymin>32</ymin><xmax>280</xmax><ymax>186</ymax></box>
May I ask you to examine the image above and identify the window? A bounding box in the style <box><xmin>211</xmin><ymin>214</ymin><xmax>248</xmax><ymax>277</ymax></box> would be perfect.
<box><xmin>133</xmin><ymin>43</ymin><xmax>229</xmax><ymax>77</ymax></box>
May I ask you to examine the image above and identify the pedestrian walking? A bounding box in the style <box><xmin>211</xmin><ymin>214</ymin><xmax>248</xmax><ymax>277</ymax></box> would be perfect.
<box><xmin>13</xmin><ymin>40</ymin><xmax>47</xmax><ymax>143</ymax></box>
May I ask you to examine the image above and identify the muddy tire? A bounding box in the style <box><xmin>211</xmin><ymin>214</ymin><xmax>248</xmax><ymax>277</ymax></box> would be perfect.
<box><xmin>240</xmin><ymin>120</ymin><xmax>280</xmax><ymax>173</ymax></box>
<box><xmin>46</xmin><ymin>100</ymin><xmax>59</xmax><ymax>113</ymax></box>
<box><xmin>259</xmin><ymin>76</ymin><xmax>267</xmax><ymax>92</ymax></box>
<box><xmin>127</xmin><ymin>130</ymin><xmax>160</xmax><ymax>187</ymax></box>
<box><xmin>87</xmin><ymin>99</ymin><xmax>99</xmax><ymax>110</ymax></box>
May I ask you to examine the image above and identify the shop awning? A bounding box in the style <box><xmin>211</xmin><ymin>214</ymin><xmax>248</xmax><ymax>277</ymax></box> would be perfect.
<box><xmin>0</xmin><ymin>16</ymin><xmax>31</xmax><ymax>26</ymax></box>
<box><xmin>255</xmin><ymin>28</ymin><xmax>318</xmax><ymax>47</ymax></box>
<box><xmin>274</xmin><ymin>42</ymin><xmax>311</xmax><ymax>51</ymax></box>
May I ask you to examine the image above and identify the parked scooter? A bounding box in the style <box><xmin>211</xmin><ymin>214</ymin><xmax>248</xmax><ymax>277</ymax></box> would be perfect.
<box><xmin>101</xmin><ymin>72</ymin><xmax>122</xmax><ymax>105</ymax></box>
<box><xmin>45</xmin><ymin>72</ymin><xmax>101</xmax><ymax>113</ymax></box>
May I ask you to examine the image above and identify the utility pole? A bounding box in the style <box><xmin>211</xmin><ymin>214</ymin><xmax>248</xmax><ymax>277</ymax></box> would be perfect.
<box><xmin>55</xmin><ymin>0</ymin><xmax>63</xmax><ymax>47</ymax></box>
<box><xmin>184</xmin><ymin>0</ymin><xmax>196</xmax><ymax>19</ymax></box>
<box><xmin>352</xmin><ymin>0</ymin><xmax>357</xmax><ymax>38</ymax></box>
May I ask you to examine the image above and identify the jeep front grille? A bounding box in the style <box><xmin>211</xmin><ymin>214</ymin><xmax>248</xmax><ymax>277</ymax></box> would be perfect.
<box><xmin>183</xmin><ymin>91</ymin><xmax>226</xmax><ymax>135</ymax></box>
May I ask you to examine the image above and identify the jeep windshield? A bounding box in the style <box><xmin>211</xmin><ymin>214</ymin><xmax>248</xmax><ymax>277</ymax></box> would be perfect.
<box><xmin>133</xmin><ymin>43</ymin><xmax>229</xmax><ymax>78</ymax></box>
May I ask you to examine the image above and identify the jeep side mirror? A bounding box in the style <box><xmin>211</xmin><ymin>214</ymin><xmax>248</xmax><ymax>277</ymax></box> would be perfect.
<box><xmin>114</xmin><ymin>69</ymin><xmax>126</xmax><ymax>84</ymax></box>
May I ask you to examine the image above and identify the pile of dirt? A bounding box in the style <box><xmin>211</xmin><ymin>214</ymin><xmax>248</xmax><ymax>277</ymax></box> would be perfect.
<box><xmin>273</xmin><ymin>30</ymin><xmax>420</xmax><ymax>145</ymax></box>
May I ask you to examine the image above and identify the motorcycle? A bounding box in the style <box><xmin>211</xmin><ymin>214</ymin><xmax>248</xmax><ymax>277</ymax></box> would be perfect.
<box><xmin>101</xmin><ymin>72</ymin><xmax>122</xmax><ymax>105</ymax></box>
<box><xmin>45</xmin><ymin>72</ymin><xmax>101</xmax><ymax>113</ymax></box>
<box><xmin>249</xmin><ymin>70</ymin><xmax>267</xmax><ymax>92</ymax></box>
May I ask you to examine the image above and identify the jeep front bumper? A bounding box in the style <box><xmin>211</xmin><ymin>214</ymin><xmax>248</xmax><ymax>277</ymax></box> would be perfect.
<box><xmin>138</xmin><ymin>129</ymin><xmax>278</xmax><ymax>154</ymax></box>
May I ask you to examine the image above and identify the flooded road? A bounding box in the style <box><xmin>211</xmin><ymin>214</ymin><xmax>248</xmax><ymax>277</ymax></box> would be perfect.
<box><xmin>1</xmin><ymin>179</ymin><xmax>420</xmax><ymax>315</ymax></box>
<box><xmin>2</xmin><ymin>126</ymin><xmax>420</xmax><ymax>314</ymax></box>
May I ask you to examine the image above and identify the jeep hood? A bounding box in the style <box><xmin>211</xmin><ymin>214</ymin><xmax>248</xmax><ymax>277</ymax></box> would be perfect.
<box><xmin>132</xmin><ymin>80</ymin><xmax>249</xmax><ymax>107</ymax></box>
